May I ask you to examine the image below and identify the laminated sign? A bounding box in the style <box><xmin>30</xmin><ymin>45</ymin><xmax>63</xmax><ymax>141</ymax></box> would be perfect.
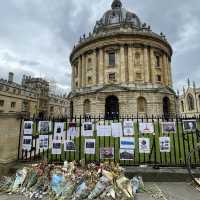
<box><xmin>82</xmin><ymin>122</ymin><xmax>93</xmax><ymax>137</ymax></box>
<box><xmin>96</xmin><ymin>125</ymin><xmax>112</xmax><ymax>136</ymax></box>
<box><xmin>139</xmin><ymin>138</ymin><xmax>150</xmax><ymax>153</ymax></box>
<box><xmin>111</xmin><ymin>123</ymin><xmax>123</xmax><ymax>137</ymax></box>
<box><xmin>54</xmin><ymin>122</ymin><xmax>65</xmax><ymax>140</ymax></box>
<box><xmin>22</xmin><ymin>136</ymin><xmax>32</xmax><ymax>151</ymax></box>
<box><xmin>123</xmin><ymin>120</ymin><xmax>134</xmax><ymax>136</ymax></box>
<box><xmin>64</xmin><ymin>140</ymin><xmax>76</xmax><ymax>152</ymax></box>
<box><xmin>159</xmin><ymin>137</ymin><xmax>170</xmax><ymax>152</ymax></box>
<box><xmin>39</xmin><ymin>135</ymin><xmax>49</xmax><ymax>151</ymax></box>
<box><xmin>38</xmin><ymin>121</ymin><xmax>52</xmax><ymax>134</ymax></box>
<box><xmin>67</xmin><ymin>122</ymin><xmax>77</xmax><ymax>138</ymax></box>
<box><xmin>162</xmin><ymin>122</ymin><xmax>176</xmax><ymax>133</ymax></box>
<box><xmin>23</xmin><ymin>121</ymin><xmax>33</xmax><ymax>135</ymax></box>
<box><xmin>84</xmin><ymin>139</ymin><xmax>96</xmax><ymax>155</ymax></box>
<box><xmin>139</xmin><ymin>123</ymin><xmax>154</xmax><ymax>134</ymax></box>
<box><xmin>52</xmin><ymin>140</ymin><xmax>62</xmax><ymax>155</ymax></box>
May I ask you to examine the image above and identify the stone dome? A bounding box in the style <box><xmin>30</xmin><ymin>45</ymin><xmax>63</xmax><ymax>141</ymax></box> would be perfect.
<box><xmin>93</xmin><ymin>0</ymin><xmax>141</xmax><ymax>33</ymax></box>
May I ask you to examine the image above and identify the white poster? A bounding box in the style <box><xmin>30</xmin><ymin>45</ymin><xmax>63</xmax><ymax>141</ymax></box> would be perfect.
<box><xmin>84</xmin><ymin>139</ymin><xmax>95</xmax><ymax>154</ymax></box>
<box><xmin>97</xmin><ymin>125</ymin><xmax>112</xmax><ymax>136</ymax></box>
<box><xmin>139</xmin><ymin>123</ymin><xmax>154</xmax><ymax>134</ymax></box>
<box><xmin>123</xmin><ymin>121</ymin><xmax>134</xmax><ymax>136</ymax></box>
<box><xmin>162</xmin><ymin>122</ymin><xmax>176</xmax><ymax>133</ymax></box>
<box><xmin>64</xmin><ymin>140</ymin><xmax>76</xmax><ymax>152</ymax></box>
<box><xmin>38</xmin><ymin>121</ymin><xmax>52</xmax><ymax>134</ymax></box>
<box><xmin>67</xmin><ymin>122</ymin><xmax>78</xmax><ymax>138</ymax></box>
<box><xmin>54</xmin><ymin>122</ymin><xmax>65</xmax><ymax>139</ymax></box>
<box><xmin>183</xmin><ymin>120</ymin><xmax>197</xmax><ymax>132</ymax></box>
<box><xmin>22</xmin><ymin>136</ymin><xmax>32</xmax><ymax>151</ymax></box>
<box><xmin>120</xmin><ymin>149</ymin><xmax>134</xmax><ymax>160</ymax></box>
<box><xmin>52</xmin><ymin>140</ymin><xmax>62</xmax><ymax>155</ymax></box>
<box><xmin>82</xmin><ymin>122</ymin><xmax>93</xmax><ymax>137</ymax></box>
<box><xmin>39</xmin><ymin>135</ymin><xmax>49</xmax><ymax>150</ymax></box>
<box><xmin>100</xmin><ymin>148</ymin><xmax>114</xmax><ymax>159</ymax></box>
<box><xmin>160</xmin><ymin>137</ymin><xmax>170</xmax><ymax>153</ymax></box>
<box><xmin>120</xmin><ymin>137</ymin><xmax>135</xmax><ymax>149</ymax></box>
<box><xmin>139</xmin><ymin>138</ymin><xmax>150</xmax><ymax>153</ymax></box>
<box><xmin>24</xmin><ymin>121</ymin><xmax>33</xmax><ymax>135</ymax></box>
<box><xmin>111</xmin><ymin>123</ymin><xmax>123</xmax><ymax>137</ymax></box>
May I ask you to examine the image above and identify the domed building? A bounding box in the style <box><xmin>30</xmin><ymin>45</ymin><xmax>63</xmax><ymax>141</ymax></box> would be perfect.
<box><xmin>68</xmin><ymin>0</ymin><xmax>176</xmax><ymax>118</ymax></box>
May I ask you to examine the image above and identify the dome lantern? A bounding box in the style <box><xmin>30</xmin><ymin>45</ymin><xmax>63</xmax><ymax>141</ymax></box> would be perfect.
<box><xmin>111</xmin><ymin>0</ymin><xmax>122</xmax><ymax>9</ymax></box>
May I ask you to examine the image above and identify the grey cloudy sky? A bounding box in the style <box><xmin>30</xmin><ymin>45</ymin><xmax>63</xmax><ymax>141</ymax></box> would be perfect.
<box><xmin>0</xmin><ymin>0</ymin><xmax>200</xmax><ymax>94</ymax></box>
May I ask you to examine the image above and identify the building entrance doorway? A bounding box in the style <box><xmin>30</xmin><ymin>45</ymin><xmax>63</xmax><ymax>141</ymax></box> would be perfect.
<box><xmin>163</xmin><ymin>97</ymin><xmax>170</xmax><ymax>118</ymax></box>
<box><xmin>105</xmin><ymin>95</ymin><xmax>119</xmax><ymax>119</ymax></box>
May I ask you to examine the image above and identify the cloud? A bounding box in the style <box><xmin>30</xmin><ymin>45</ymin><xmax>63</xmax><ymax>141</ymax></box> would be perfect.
<box><xmin>0</xmin><ymin>0</ymin><xmax>200</xmax><ymax>95</ymax></box>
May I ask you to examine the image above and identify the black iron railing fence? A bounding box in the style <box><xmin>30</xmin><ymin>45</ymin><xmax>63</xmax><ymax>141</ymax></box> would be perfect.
<box><xmin>18</xmin><ymin>115</ymin><xmax>200</xmax><ymax>167</ymax></box>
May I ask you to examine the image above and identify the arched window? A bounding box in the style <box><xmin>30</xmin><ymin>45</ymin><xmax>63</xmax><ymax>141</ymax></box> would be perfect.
<box><xmin>137</xmin><ymin>97</ymin><xmax>147</xmax><ymax>113</ymax></box>
<box><xmin>83</xmin><ymin>99</ymin><xmax>91</xmax><ymax>114</ymax></box>
<box><xmin>187</xmin><ymin>94</ymin><xmax>195</xmax><ymax>111</ymax></box>
<box><xmin>163</xmin><ymin>97</ymin><xmax>170</xmax><ymax>117</ymax></box>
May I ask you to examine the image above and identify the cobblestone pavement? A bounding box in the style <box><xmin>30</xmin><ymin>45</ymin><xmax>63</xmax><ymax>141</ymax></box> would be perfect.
<box><xmin>0</xmin><ymin>182</ymin><xmax>199</xmax><ymax>200</ymax></box>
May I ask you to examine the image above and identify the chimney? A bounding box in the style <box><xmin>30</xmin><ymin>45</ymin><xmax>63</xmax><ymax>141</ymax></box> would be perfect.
<box><xmin>8</xmin><ymin>72</ymin><xmax>14</xmax><ymax>83</ymax></box>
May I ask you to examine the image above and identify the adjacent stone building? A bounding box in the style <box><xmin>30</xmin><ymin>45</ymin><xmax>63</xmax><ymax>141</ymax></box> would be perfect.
<box><xmin>68</xmin><ymin>0</ymin><xmax>176</xmax><ymax>117</ymax></box>
<box><xmin>178</xmin><ymin>80</ymin><xmax>200</xmax><ymax>117</ymax></box>
<box><xmin>0</xmin><ymin>72</ymin><xmax>68</xmax><ymax>118</ymax></box>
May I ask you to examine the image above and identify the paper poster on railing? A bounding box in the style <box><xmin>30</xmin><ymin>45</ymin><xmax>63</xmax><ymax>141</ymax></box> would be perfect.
<box><xmin>22</xmin><ymin>136</ymin><xmax>32</xmax><ymax>151</ymax></box>
<box><xmin>38</xmin><ymin>121</ymin><xmax>52</xmax><ymax>134</ymax></box>
<box><xmin>52</xmin><ymin>140</ymin><xmax>62</xmax><ymax>155</ymax></box>
<box><xmin>54</xmin><ymin>122</ymin><xmax>65</xmax><ymax>140</ymax></box>
<box><xmin>139</xmin><ymin>123</ymin><xmax>154</xmax><ymax>134</ymax></box>
<box><xmin>183</xmin><ymin>120</ymin><xmax>197</xmax><ymax>132</ymax></box>
<box><xmin>82</xmin><ymin>122</ymin><xmax>93</xmax><ymax>137</ymax></box>
<box><xmin>159</xmin><ymin>137</ymin><xmax>170</xmax><ymax>153</ymax></box>
<box><xmin>139</xmin><ymin>138</ymin><xmax>150</xmax><ymax>153</ymax></box>
<box><xmin>100</xmin><ymin>147</ymin><xmax>114</xmax><ymax>159</ymax></box>
<box><xmin>123</xmin><ymin>121</ymin><xmax>134</xmax><ymax>136</ymax></box>
<box><xmin>111</xmin><ymin>123</ymin><xmax>123</xmax><ymax>137</ymax></box>
<box><xmin>84</xmin><ymin>139</ymin><xmax>95</xmax><ymax>154</ymax></box>
<box><xmin>120</xmin><ymin>149</ymin><xmax>134</xmax><ymax>160</ymax></box>
<box><xmin>64</xmin><ymin>140</ymin><xmax>76</xmax><ymax>152</ymax></box>
<box><xmin>23</xmin><ymin>121</ymin><xmax>33</xmax><ymax>135</ymax></box>
<box><xmin>97</xmin><ymin>125</ymin><xmax>112</xmax><ymax>136</ymax></box>
<box><xmin>39</xmin><ymin>135</ymin><xmax>49</xmax><ymax>150</ymax></box>
<box><xmin>120</xmin><ymin>137</ymin><xmax>135</xmax><ymax>149</ymax></box>
<box><xmin>162</xmin><ymin>122</ymin><xmax>176</xmax><ymax>133</ymax></box>
<box><xmin>67</xmin><ymin>122</ymin><xmax>78</xmax><ymax>138</ymax></box>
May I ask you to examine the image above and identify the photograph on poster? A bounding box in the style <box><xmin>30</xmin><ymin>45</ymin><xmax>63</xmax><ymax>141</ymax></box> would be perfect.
<box><xmin>38</xmin><ymin>121</ymin><xmax>51</xmax><ymax>134</ymax></box>
<box><xmin>52</xmin><ymin>140</ymin><xmax>62</xmax><ymax>155</ymax></box>
<box><xmin>97</xmin><ymin>125</ymin><xmax>111</xmax><ymax>136</ymax></box>
<box><xmin>139</xmin><ymin>123</ymin><xmax>154</xmax><ymax>134</ymax></box>
<box><xmin>39</xmin><ymin>135</ymin><xmax>49</xmax><ymax>150</ymax></box>
<box><xmin>123</xmin><ymin>121</ymin><xmax>134</xmax><ymax>136</ymax></box>
<box><xmin>67</xmin><ymin>122</ymin><xmax>77</xmax><ymax>138</ymax></box>
<box><xmin>120</xmin><ymin>149</ymin><xmax>134</xmax><ymax>160</ymax></box>
<box><xmin>183</xmin><ymin>120</ymin><xmax>197</xmax><ymax>132</ymax></box>
<box><xmin>22</xmin><ymin>136</ymin><xmax>32</xmax><ymax>151</ymax></box>
<box><xmin>159</xmin><ymin>137</ymin><xmax>170</xmax><ymax>153</ymax></box>
<box><xmin>100</xmin><ymin>147</ymin><xmax>114</xmax><ymax>159</ymax></box>
<box><xmin>139</xmin><ymin>138</ymin><xmax>150</xmax><ymax>153</ymax></box>
<box><xmin>162</xmin><ymin>122</ymin><xmax>176</xmax><ymax>133</ymax></box>
<box><xmin>84</xmin><ymin>139</ymin><xmax>95</xmax><ymax>154</ymax></box>
<box><xmin>111</xmin><ymin>123</ymin><xmax>123</xmax><ymax>137</ymax></box>
<box><xmin>82</xmin><ymin>122</ymin><xmax>93</xmax><ymax>137</ymax></box>
<box><xmin>24</xmin><ymin>121</ymin><xmax>33</xmax><ymax>135</ymax></box>
<box><xmin>120</xmin><ymin>137</ymin><xmax>135</xmax><ymax>149</ymax></box>
<box><xmin>54</xmin><ymin>122</ymin><xmax>65</xmax><ymax>135</ymax></box>
<box><xmin>64</xmin><ymin>140</ymin><xmax>76</xmax><ymax>151</ymax></box>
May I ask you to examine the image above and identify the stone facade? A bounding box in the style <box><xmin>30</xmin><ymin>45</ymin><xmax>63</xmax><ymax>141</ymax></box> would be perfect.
<box><xmin>0</xmin><ymin>73</ymin><xmax>68</xmax><ymax>118</ymax></box>
<box><xmin>178</xmin><ymin>81</ymin><xmax>200</xmax><ymax>117</ymax></box>
<box><xmin>68</xmin><ymin>0</ymin><xmax>176</xmax><ymax>117</ymax></box>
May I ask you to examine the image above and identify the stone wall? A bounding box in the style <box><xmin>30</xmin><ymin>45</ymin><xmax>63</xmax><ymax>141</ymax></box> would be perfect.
<box><xmin>0</xmin><ymin>113</ymin><xmax>23</xmax><ymax>164</ymax></box>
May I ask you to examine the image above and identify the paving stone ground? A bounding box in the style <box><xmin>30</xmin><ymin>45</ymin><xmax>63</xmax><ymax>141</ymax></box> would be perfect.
<box><xmin>0</xmin><ymin>182</ymin><xmax>199</xmax><ymax>200</ymax></box>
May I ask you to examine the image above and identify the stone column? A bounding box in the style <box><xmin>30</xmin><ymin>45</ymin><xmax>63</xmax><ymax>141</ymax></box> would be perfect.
<box><xmin>120</xmin><ymin>45</ymin><xmax>126</xmax><ymax>83</ymax></box>
<box><xmin>167</xmin><ymin>57</ymin><xmax>173</xmax><ymax>87</ymax></box>
<box><xmin>78</xmin><ymin>56</ymin><xmax>82</xmax><ymax>88</ymax></box>
<box><xmin>163</xmin><ymin>54</ymin><xmax>169</xmax><ymax>86</ymax></box>
<box><xmin>99</xmin><ymin>48</ymin><xmax>104</xmax><ymax>85</ymax></box>
<box><xmin>128</xmin><ymin>45</ymin><xmax>134</xmax><ymax>83</ymax></box>
<box><xmin>71</xmin><ymin>65</ymin><xmax>75</xmax><ymax>90</ymax></box>
<box><xmin>82</xmin><ymin>54</ymin><xmax>86</xmax><ymax>87</ymax></box>
<box><xmin>150</xmin><ymin>48</ymin><xmax>155</xmax><ymax>83</ymax></box>
<box><xmin>143</xmin><ymin>47</ymin><xmax>150</xmax><ymax>83</ymax></box>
